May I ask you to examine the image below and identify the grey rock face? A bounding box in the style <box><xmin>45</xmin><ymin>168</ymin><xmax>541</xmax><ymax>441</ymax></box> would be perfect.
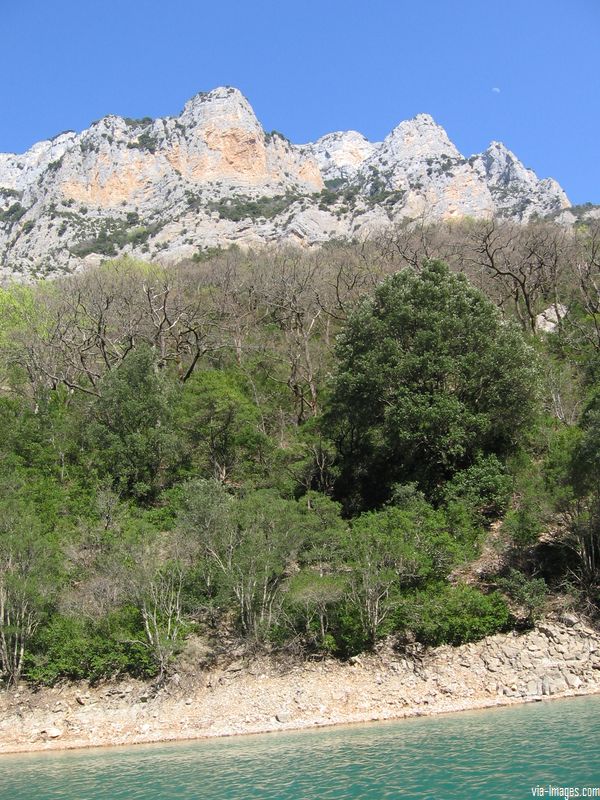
<box><xmin>302</xmin><ymin>131</ymin><xmax>377</xmax><ymax>183</ymax></box>
<box><xmin>470</xmin><ymin>141</ymin><xmax>569</xmax><ymax>219</ymax></box>
<box><xmin>0</xmin><ymin>86</ymin><xmax>572</xmax><ymax>280</ymax></box>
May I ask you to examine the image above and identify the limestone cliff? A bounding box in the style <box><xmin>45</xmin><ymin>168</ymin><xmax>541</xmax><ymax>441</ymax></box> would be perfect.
<box><xmin>0</xmin><ymin>86</ymin><xmax>575</xmax><ymax>279</ymax></box>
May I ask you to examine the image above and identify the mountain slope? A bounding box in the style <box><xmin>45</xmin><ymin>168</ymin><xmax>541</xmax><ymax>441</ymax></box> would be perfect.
<box><xmin>0</xmin><ymin>86</ymin><xmax>571</xmax><ymax>279</ymax></box>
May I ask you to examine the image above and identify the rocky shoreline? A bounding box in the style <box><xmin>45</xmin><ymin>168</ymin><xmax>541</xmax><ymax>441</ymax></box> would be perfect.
<box><xmin>1</xmin><ymin>615</ymin><xmax>599</xmax><ymax>756</ymax></box>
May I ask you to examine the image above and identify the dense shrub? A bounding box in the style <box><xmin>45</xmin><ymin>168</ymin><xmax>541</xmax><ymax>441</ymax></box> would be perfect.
<box><xmin>209</xmin><ymin>193</ymin><xmax>298</xmax><ymax>221</ymax></box>
<box><xmin>0</xmin><ymin>203</ymin><xmax>26</xmax><ymax>224</ymax></box>
<box><xmin>496</xmin><ymin>569</ymin><xmax>548</xmax><ymax>624</ymax></box>
<box><xmin>443</xmin><ymin>455</ymin><xmax>512</xmax><ymax>520</ymax></box>
<box><xmin>400</xmin><ymin>584</ymin><xmax>511</xmax><ymax>646</ymax></box>
<box><xmin>24</xmin><ymin>608</ymin><xmax>157</xmax><ymax>685</ymax></box>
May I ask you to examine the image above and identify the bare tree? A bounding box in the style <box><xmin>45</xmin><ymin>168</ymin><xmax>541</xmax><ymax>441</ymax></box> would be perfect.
<box><xmin>573</xmin><ymin>220</ymin><xmax>600</xmax><ymax>351</ymax></box>
<box><xmin>6</xmin><ymin>258</ymin><xmax>222</xmax><ymax>398</ymax></box>
<box><xmin>468</xmin><ymin>219</ymin><xmax>571</xmax><ymax>332</ymax></box>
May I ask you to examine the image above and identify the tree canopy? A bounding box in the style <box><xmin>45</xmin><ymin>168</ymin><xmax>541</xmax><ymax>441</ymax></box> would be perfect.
<box><xmin>327</xmin><ymin>260</ymin><xmax>539</xmax><ymax>511</ymax></box>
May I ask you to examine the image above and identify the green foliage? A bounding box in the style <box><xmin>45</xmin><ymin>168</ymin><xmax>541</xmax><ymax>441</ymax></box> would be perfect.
<box><xmin>327</xmin><ymin>261</ymin><xmax>539</xmax><ymax>511</ymax></box>
<box><xmin>542</xmin><ymin>423</ymin><xmax>581</xmax><ymax>510</ymax></box>
<box><xmin>496</xmin><ymin>569</ymin><xmax>548</xmax><ymax>624</ymax></box>
<box><xmin>83</xmin><ymin>346</ymin><xmax>180</xmax><ymax>500</ymax></box>
<box><xmin>400</xmin><ymin>584</ymin><xmax>511</xmax><ymax>646</ymax></box>
<box><xmin>331</xmin><ymin>600</ymin><xmax>373</xmax><ymax>657</ymax></box>
<box><xmin>123</xmin><ymin>116</ymin><xmax>154</xmax><ymax>127</ymax></box>
<box><xmin>318</xmin><ymin>189</ymin><xmax>339</xmax><ymax>209</ymax></box>
<box><xmin>502</xmin><ymin>454</ymin><xmax>550</xmax><ymax>548</ymax></box>
<box><xmin>573</xmin><ymin>395</ymin><xmax>600</xmax><ymax>496</ymax></box>
<box><xmin>0</xmin><ymin>284</ymin><xmax>37</xmax><ymax>352</ymax></box>
<box><xmin>209</xmin><ymin>193</ymin><xmax>299</xmax><ymax>222</ymax></box>
<box><xmin>280</xmin><ymin>571</ymin><xmax>346</xmax><ymax>651</ymax></box>
<box><xmin>192</xmin><ymin>246</ymin><xmax>224</xmax><ymax>263</ymax></box>
<box><xmin>503</xmin><ymin>505</ymin><xmax>544</xmax><ymax>548</ymax></box>
<box><xmin>0</xmin><ymin>187</ymin><xmax>21</xmax><ymax>199</ymax></box>
<box><xmin>0</xmin><ymin>203</ymin><xmax>26</xmax><ymax>225</ymax></box>
<box><xmin>227</xmin><ymin>490</ymin><xmax>327</xmax><ymax>636</ymax></box>
<box><xmin>0</xmin><ymin>503</ymin><xmax>61</xmax><ymax>685</ymax></box>
<box><xmin>265</xmin><ymin>130</ymin><xmax>290</xmax><ymax>143</ymax></box>
<box><xmin>70</xmin><ymin>217</ymin><xmax>159</xmax><ymax>258</ymax></box>
<box><xmin>443</xmin><ymin>455</ymin><xmax>512</xmax><ymax>520</ymax></box>
<box><xmin>127</xmin><ymin>131</ymin><xmax>159</xmax><ymax>154</ymax></box>
<box><xmin>24</xmin><ymin>608</ymin><xmax>157</xmax><ymax>685</ymax></box>
<box><xmin>0</xmin><ymin>237</ymin><xmax>598</xmax><ymax>685</ymax></box>
<box><xmin>176</xmin><ymin>481</ymin><xmax>345</xmax><ymax>638</ymax></box>
<box><xmin>176</xmin><ymin>368</ymin><xmax>271</xmax><ymax>485</ymax></box>
<box><xmin>338</xmin><ymin>496</ymin><xmax>477</xmax><ymax>647</ymax></box>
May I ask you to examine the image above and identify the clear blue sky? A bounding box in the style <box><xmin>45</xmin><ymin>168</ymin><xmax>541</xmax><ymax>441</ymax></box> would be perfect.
<box><xmin>1</xmin><ymin>0</ymin><xmax>598</xmax><ymax>203</ymax></box>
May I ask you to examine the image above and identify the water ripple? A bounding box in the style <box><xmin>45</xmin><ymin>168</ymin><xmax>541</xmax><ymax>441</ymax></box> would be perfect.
<box><xmin>1</xmin><ymin>696</ymin><xmax>599</xmax><ymax>799</ymax></box>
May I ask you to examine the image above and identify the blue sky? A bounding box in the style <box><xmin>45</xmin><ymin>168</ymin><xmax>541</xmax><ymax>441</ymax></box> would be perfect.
<box><xmin>1</xmin><ymin>0</ymin><xmax>598</xmax><ymax>203</ymax></box>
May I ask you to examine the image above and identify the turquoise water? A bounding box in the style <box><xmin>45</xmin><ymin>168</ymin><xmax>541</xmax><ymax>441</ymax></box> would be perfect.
<box><xmin>1</xmin><ymin>696</ymin><xmax>599</xmax><ymax>799</ymax></box>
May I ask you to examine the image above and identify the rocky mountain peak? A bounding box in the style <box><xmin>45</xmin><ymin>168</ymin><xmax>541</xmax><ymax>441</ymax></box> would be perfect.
<box><xmin>475</xmin><ymin>141</ymin><xmax>532</xmax><ymax>186</ymax></box>
<box><xmin>470</xmin><ymin>141</ymin><xmax>570</xmax><ymax>217</ymax></box>
<box><xmin>179</xmin><ymin>86</ymin><xmax>260</xmax><ymax>133</ymax></box>
<box><xmin>384</xmin><ymin>113</ymin><xmax>461</xmax><ymax>160</ymax></box>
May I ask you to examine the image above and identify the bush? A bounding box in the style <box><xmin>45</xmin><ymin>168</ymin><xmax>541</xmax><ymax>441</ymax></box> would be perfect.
<box><xmin>1</xmin><ymin>203</ymin><xmax>26</xmax><ymax>224</ymax></box>
<box><xmin>443</xmin><ymin>454</ymin><xmax>512</xmax><ymax>519</ymax></box>
<box><xmin>496</xmin><ymin>569</ymin><xmax>548</xmax><ymax>624</ymax></box>
<box><xmin>24</xmin><ymin>608</ymin><xmax>157</xmax><ymax>685</ymax></box>
<box><xmin>399</xmin><ymin>583</ymin><xmax>511</xmax><ymax>646</ymax></box>
<box><xmin>503</xmin><ymin>505</ymin><xmax>544</xmax><ymax>547</ymax></box>
<box><xmin>278</xmin><ymin>571</ymin><xmax>346</xmax><ymax>653</ymax></box>
<box><xmin>127</xmin><ymin>131</ymin><xmax>159</xmax><ymax>154</ymax></box>
<box><xmin>209</xmin><ymin>193</ymin><xmax>298</xmax><ymax>222</ymax></box>
<box><xmin>70</xmin><ymin>217</ymin><xmax>158</xmax><ymax>258</ymax></box>
<box><xmin>330</xmin><ymin>599</ymin><xmax>374</xmax><ymax>658</ymax></box>
<box><xmin>503</xmin><ymin>450</ymin><xmax>555</xmax><ymax>547</ymax></box>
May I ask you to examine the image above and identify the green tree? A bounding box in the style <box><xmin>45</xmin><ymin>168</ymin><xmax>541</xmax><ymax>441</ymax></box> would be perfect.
<box><xmin>559</xmin><ymin>397</ymin><xmax>600</xmax><ymax>605</ymax></box>
<box><xmin>327</xmin><ymin>261</ymin><xmax>538</xmax><ymax>511</ymax></box>
<box><xmin>342</xmin><ymin>499</ymin><xmax>465</xmax><ymax>648</ymax></box>
<box><xmin>125</xmin><ymin>536</ymin><xmax>188</xmax><ymax>683</ymax></box>
<box><xmin>176</xmin><ymin>368</ymin><xmax>270</xmax><ymax>486</ymax></box>
<box><xmin>282</xmin><ymin>571</ymin><xmax>346</xmax><ymax>651</ymax></box>
<box><xmin>84</xmin><ymin>345</ymin><xmax>179</xmax><ymax>500</ymax></box>
<box><xmin>177</xmin><ymin>482</ymin><xmax>341</xmax><ymax>638</ymax></box>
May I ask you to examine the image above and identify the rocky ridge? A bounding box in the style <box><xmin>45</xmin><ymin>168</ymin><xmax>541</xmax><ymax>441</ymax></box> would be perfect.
<box><xmin>0</xmin><ymin>615</ymin><xmax>598</xmax><ymax>754</ymax></box>
<box><xmin>0</xmin><ymin>87</ymin><xmax>573</xmax><ymax>279</ymax></box>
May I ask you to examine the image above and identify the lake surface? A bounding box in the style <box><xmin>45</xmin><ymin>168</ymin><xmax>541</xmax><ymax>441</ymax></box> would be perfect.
<box><xmin>1</xmin><ymin>695</ymin><xmax>599</xmax><ymax>799</ymax></box>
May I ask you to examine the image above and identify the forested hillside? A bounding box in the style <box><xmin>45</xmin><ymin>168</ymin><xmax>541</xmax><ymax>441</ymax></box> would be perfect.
<box><xmin>0</xmin><ymin>217</ymin><xmax>599</xmax><ymax>688</ymax></box>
